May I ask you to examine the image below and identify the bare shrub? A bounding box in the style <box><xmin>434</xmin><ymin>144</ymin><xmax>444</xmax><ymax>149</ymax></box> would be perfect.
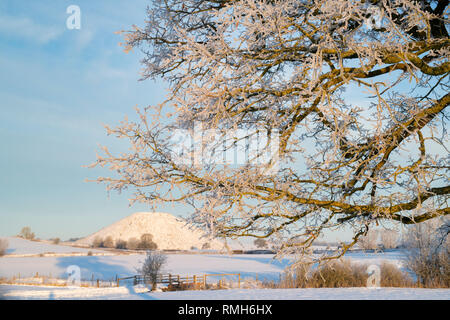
<box><xmin>280</xmin><ymin>264</ymin><xmax>310</xmax><ymax>288</ymax></box>
<box><xmin>358</xmin><ymin>230</ymin><xmax>379</xmax><ymax>250</ymax></box>
<box><xmin>309</xmin><ymin>260</ymin><xmax>367</xmax><ymax>288</ymax></box>
<box><xmin>201</xmin><ymin>243</ymin><xmax>210</xmax><ymax>250</ymax></box>
<box><xmin>404</xmin><ymin>219</ymin><xmax>450</xmax><ymax>288</ymax></box>
<box><xmin>115</xmin><ymin>239</ymin><xmax>127</xmax><ymax>249</ymax></box>
<box><xmin>380</xmin><ymin>262</ymin><xmax>414</xmax><ymax>287</ymax></box>
<box><xmin>126</xmin><ymin>237</ymin><xmax>140</xmax><ymax>250</ymax></box>
<box><xmin>52</xmin><ymin>238</ymin><xmax>60</xmax><ymax>245</ymax></box>
<box><xmin>179</xmin><ymin>282</ymin><xmax>206</xmax><ymax>291</ymax></box>
<box><xmin>254</xmin><ymin>238</ymin><xmax>268</xmax><ymax>249</ymax></box>
<box><xmin>277</xmin><ymin>260</ymin><xmax>414</xmax><ymax>288</ymax></box>
<box><xmin>137</xmin><ymin>250</ymin><xmax>167</xmax><ymax>291</ymax></box>
<box><xmin>92</xmin><ymin>237</ymin><xmax>104</xmax><ymax>248</ymax></box>
<box><xmin>138</xmin><ymin>234</ymin><xmax>157</xmax><ymax>250</ymax></box>
<box><xmin>0</xmin><ymin>239</ymin><xmax>8</xmax><ymax>256</ymax></box>
<box><xmin>18</xmin><ymin>227</ymin><xmax>35</xmax><ymax>240</ymax></box>
<box><xmin>278</xmin><ymin>260</ymin><xmax>366</xmax><ymax>288</ymax></box>
<box><xmin>380</xmin><ymin>230</ymin><xmax>399</xmax><ymax>250</ymax></box>
<box><xmin>103</xmin><ymin>236</ymin><xmax>115</xmax><ymax>248</ymax></box>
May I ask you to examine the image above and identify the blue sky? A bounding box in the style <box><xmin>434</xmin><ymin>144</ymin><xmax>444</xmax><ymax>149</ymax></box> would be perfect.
<box><xmin>0</xmin><ymin>0</ymin><xmax>191</xmax><ymax>239</ymax></box>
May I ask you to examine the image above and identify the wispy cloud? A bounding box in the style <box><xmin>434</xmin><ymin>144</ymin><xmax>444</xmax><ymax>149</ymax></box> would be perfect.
<box><xmin>75</xmin><ymin>29</ymin><xmax>95</xmax><ymax>51</ymax></box>
<box><xmin>0</xmin><ymin>14</ymin><xmax>63</xmax><ymax>44</ymax></box>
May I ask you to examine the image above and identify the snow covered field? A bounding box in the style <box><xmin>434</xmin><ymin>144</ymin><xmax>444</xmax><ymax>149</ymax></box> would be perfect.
<box><xmin>0</xmin><ymin>253</ymin><xmax>288</xmax><ymax>282</ymax></box>
<box><xmin>1</xmin><ymin>238</ymin><xmax>402</xmax><ymax>282</ymax></box>
<box><xmin>1</xmin><ymin>237</ymin><xmax>449</xmax><ymax>300</ymax></box>
<box><xmin>1</xmin><ymin>285</ymin><xmax>449</xmax><ymax>300</ymax></box>
<box><xmin>0</xmin><ymin>237</ymin><xmax>289</xmax><ymax>282</ymax></box>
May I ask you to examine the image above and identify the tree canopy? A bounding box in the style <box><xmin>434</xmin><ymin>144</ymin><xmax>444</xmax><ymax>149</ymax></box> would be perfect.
<box><xmin>92</xmin><ymin>0</ymin><xmax>449</xmax><ymax>262</ymax></box>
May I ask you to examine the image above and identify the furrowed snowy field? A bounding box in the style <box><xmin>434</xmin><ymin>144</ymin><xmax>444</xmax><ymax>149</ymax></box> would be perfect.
<box><xmin>1</xmin><ymin>237</ymin><xmax>449</xmax><ymax>300</ymax></box>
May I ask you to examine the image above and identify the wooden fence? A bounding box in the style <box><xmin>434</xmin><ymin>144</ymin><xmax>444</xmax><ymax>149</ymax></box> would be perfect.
<box><xmin>1</xmin><ymin>273</ymin><xmax>120</xmax><ymax>288</ymax></box>
<box><xmin>2</xmin><ymin>272</ymin><xmax>277</xmax><ymax>289</ymax></box>
<box><xmin>117</xmin><ymin>273</ymin><xmax>241</xmax><ymax>289</ymax></box>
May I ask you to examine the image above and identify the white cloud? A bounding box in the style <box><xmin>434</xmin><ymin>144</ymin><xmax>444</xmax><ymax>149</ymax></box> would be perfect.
<box><xmin>0</xmin><ymin>14</ymin><xmax>63</xmax><ymax>44</ymax></box>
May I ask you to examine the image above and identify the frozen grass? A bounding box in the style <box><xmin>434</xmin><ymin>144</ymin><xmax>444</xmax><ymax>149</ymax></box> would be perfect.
<box><xmin>269</xmin><ymin>260</ymin><xmax>414</xmax><ymax>289</ymax></box>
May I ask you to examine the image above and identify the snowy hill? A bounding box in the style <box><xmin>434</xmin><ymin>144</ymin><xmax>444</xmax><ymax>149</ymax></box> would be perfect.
<box><xmin>75</xmin><ymin>212</ymin><xmax>224</xmax><ymax>250</ymax></box>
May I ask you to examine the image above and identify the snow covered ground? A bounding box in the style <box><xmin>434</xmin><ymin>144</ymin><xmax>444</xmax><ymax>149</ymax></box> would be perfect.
<box><xmin>0</xmin><ymin>237</ymin><xmax>288</xmax><ymax>281</ymax></box>
<box><xmin>0</xmin><ymin>253</ymin><xmax>289</xmax><ymax>282</ymax></box>
<box><xmin>1</xmin><ymin>249</ymin><xmax>405</xmax><ymax>283</ymax></box>
<box><xmin>0</xmin><ymin>235</ymin><xmax>287</xmax><ymax>281</ymax></box>
<box><xmin>1</xmin><ymin>285</ymin><xmax>449</xmax><ymax>300</ymax></box>
<box><xmin>1</xmin><ymin>238</ymin><xmax>448</xmax><ymax>300</ymax></box>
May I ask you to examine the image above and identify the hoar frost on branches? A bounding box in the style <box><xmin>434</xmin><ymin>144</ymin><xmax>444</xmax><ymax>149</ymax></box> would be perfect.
<box><xmin>91</xmin><ymin>0</ymin><xmax>449</xmax><ymax>265</ymax></box>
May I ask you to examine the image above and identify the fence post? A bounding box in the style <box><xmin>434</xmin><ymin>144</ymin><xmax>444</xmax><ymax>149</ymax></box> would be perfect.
<box><xmin>193</xmin><ymin>275</ymin><xmax>197</xmax><ymax>287</ymax></box>
<box><xmin>203</xmin><ymin>275</ymin><xmax>206</xmax><ymax>288</ymax></box>
<box><xmin>238</xmin><ymin>274</ymin><xmax>241</xmax><ymax>288</ymax></box>
<box><xmin>97</xmin><ymin>279</ymin><xmax>99</xmax><ymax>288</ymax></box>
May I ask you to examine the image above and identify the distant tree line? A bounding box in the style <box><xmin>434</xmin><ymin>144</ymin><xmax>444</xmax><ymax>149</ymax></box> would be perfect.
<box><xmin>357</xmin><ymin>229</ymin><xmax>400</xmax><ymax>251</ymax></box>
<box><xmin>91</xmin><ymin>233</ymin><xmax>158</xmax><ymax>250</ymax></box>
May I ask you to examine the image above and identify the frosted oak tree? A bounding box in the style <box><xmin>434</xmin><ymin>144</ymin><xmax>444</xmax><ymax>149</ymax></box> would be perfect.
<box><xmin>92</xmin><ymin>0</ymin><xmax>449</xmax><ymax>263</ymax></box>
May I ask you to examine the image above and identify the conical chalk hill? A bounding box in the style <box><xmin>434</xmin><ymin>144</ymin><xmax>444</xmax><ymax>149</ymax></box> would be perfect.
<box><xmin>75</xmin><ymin>212</ymin><xmax>223</xmax><ymax>250</ymax></box>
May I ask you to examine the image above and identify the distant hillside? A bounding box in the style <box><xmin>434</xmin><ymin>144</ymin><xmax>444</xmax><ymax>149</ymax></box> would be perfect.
<box><xmin>75</xmin><ymin>212</ymin><xmax>224</xmax><ymax>250</ymax></box>
<box><xmin>2</xmin><ymin>237</ymin><xmax>106</xmax><ymax>256</ymax></box>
